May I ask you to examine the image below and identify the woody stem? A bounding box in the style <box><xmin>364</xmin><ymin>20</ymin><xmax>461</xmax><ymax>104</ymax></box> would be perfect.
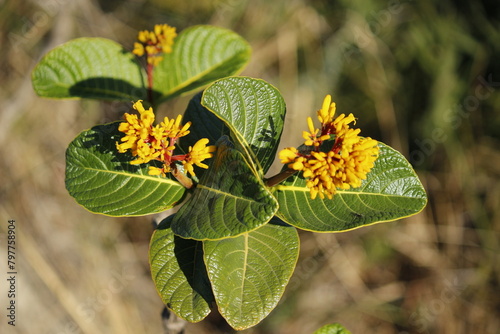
<box><xmin>172</xmin><ymin>168</ymin><xmax>193</xmax><ymax>189</ymax></box>
<box><xmin>264</xmin><ymin>168</ymin><xmax>297</xmax><ymax>187</ymax></box>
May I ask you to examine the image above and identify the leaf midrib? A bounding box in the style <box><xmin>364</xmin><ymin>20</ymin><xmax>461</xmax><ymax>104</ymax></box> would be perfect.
<box><xmin>160</xmin><ymin>52</ymin><xmax>246</xmax><ymax>100</ymax></box>
<box><xmin>197</xmin><ymin>184</ymin><xmax>270</xmax><ymax>204</ymax></box>
<box><xmin>70</xmin><ymin>165</ymin><xmax>181</xmax><ymax>186</ymax></box>
<box><xmin>275</xmin><ymin>185</ymin><xmax>426</xmax><ymax>199</ymax></box>
<box><xmin>239</xmin><ymin>234</ymin><xmax>249</xmax><ymax>317</ymax></box>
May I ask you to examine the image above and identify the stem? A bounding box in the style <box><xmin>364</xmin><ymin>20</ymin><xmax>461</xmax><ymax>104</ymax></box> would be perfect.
<box><xmin>264</xmin><ymin>168</ymin><xmax>297</xmax><ymax>187</ymax></box>
<box><xmin>172</xmin><ymin>166</ymin><xmax>194</xmax><ymax>189</ymax></box>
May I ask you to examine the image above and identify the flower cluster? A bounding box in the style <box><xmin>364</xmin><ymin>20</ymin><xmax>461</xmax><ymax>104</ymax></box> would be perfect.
<box><xmin>279</xmin><ymin>95</ymin><xmax>379</xmax><ymax>200</ymax></box>
<box><xmin>116</xmin><ymin>100</ymin><xmax>216</xmax><ymax>180</ymax></box>
<box><xmin>132</xmin><ymin>24</ymin><xmax>177</xmax><ymax>66</ymax></box>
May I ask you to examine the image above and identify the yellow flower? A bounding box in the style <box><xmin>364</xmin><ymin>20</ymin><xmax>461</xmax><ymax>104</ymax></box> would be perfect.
<box><xmin>155</xmin><ymin>24</ymin><xmax>177</xmax><ymax>53</ymax></box>
<box><xmin>302</xmin><ymin>116</ymin><xmax>331</xmax><ymax>147</ymax></box>
<box><xmin>148</xmin><ymin>164</ymin><xmax>172</xmax><ymax>177</ymax></box>
<box><xmin>132</xmin><ymin>24</ymin><xmax>177</xmax><ymax>65</ymax></box>
<box><xmin>132</xmin><ymin>100</ymin><xmax>155</xmax><ymax>127</ymax></box>
<box><xmin>279</xmin><ymin>147</ymin><xmax>299</xmax><ymax>164</ymax></box>
<box><xmin>160</xmin><ymin>114</ymin><xmax>191</xmax><ymax>139</ymax></box>
<box><xmin>116</xmin><ymin>101</ymin><xmax>215</xmax><ymax>182</ymax></box>
<box><xmin>279</xmin><ymin>95</ymin><xmax>379</xmax><ymax>200</ymax></box>
<box><xmin>317</xmin><ymin>94</ymin><xmax>336</xmax><ymax>125</ymax></box>
<box><xmin>132</xmin><ymin>42</ymin><xmax>145</xmax><ymax>57</ymax></box>
<box><xmin>182</xmin><ymin>138</ymin><xmax>217</xmax><ymax>177</ymax></box>
<box><xmin>116</xmin><ymin>100</ymin><xmax>155</xmax><ymax>157</ymax></box>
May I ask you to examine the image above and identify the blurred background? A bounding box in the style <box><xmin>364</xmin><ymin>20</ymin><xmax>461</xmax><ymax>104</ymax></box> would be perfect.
<box><xmin>1</xmin><ymin>0</ymin><xmax>499</xmax><ymax>333</ymax></box>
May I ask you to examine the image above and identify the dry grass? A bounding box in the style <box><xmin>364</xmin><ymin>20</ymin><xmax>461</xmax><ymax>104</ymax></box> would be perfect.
<box><xmin>1</xmin><ymin>0</ymin><xmax>499</xmax><ymax>333</ymax></box>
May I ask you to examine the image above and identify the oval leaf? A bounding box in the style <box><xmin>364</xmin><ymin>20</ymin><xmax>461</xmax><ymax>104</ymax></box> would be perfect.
<box><xmin>149</xmin><ymin>215</ymin><xmax>214</xmax><ymax>323</ymax></box>
<box><xmin>313</xmin><ymin>323</ymin><xmax>352</xmax><ymax>334</ymax></box>
<box><xmin>66</xmin><ymin>122</ymin><xmax>185</xmax><ymax>216</ymax></box>
<box><xmin>154</xmin><ymin>25</ymin><xmax>251</xmax><ymax>102</ymax></box>
<box><xmin>203</xmin><ymin>219</ymin><xmax>299</xmax><ymax>330</ymax></box>
<box><xmin>202</xmin><ymin>76</ymin><xmax>286</xmax><ymax>175</ymax></box>
<box><xmin>171</xmin><ymin>137</ymin><xmax>278</xmax><ymax>240</ymax></box>
<box><xmin>274</xmin><ymin>143</ymin><xmax>427</xmax><ymax>231</ymax></box>
<box><xmin>32</xmin><ymin>38</ymin><xmax>146</xmax><ymax>101</ymax></box>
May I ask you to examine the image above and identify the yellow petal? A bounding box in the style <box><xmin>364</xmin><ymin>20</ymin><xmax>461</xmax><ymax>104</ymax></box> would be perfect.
<box><xmin>148</xmin><ymin>166</ymin><xmax>162</xmax><ymax>176</ymax></box>
<box><xmin>192</xmin><ymin>138</ymin><xmax>209</xmax><ymax>151</ymax></box>
<box><xmin>133</xmin><ymin>100</ymin><xmax>145</xmax><ymax>112</ymax></box>
<box><xmin>322</xmin><ymin>95</ymin><xmax>331</xmax><ymax>114</ymax></box>
<box><xmin>307</xmin><ymin>117</ymin><xmax>316</xmax><ymax>135</ymax></box>
<box><xmin>132</xmin><ymin>42</ymin><xmax>145</xmax><ymax>57</ymax></box>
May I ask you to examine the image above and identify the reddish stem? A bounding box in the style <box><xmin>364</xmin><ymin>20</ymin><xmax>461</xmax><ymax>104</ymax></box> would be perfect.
<box><xmin>171</xmin><ymin>166</ymin><xmax>193</xmax><ymax>189</ymax></box>
<box><xmin>264</xmin><ymin>168</ymin><xmax>298</xmax><ymax>187</ymax></box>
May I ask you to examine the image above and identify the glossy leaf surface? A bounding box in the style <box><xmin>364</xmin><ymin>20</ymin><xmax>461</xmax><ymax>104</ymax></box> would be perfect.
<box><xmin>203</xmin><ymin>219</ymin><xmax>299</xmax><ymax>330</ymax></box>
<box><xmin>171</xmin><ymin>137</ymin><xmax>278</xmax><ymax>240</ymax></box>
<box><xmin>154</xmin><ymin>25</ymin><xmax>251</xmax><ymax>103</ymax></box>
<box><xmin>274</xmin><ymin>143</ymin><xmax>427</xmax><ymax>232</ymax></box>
<box><xmin>65</xmin><ymin>123</ymin><xmax>185</xmax><ymax>216</ymax></box>
<box><xmin>149</xmin><ymin>215</ymin><xmax>214</xmax><ymax>322</ymax></box>
<box><xmin>180</xmin><ymin>92</ymin><xmax>230</xmax><ymax>151</ymax></box>
<box><xmin>32</xmin><ymin>26</ymin><xmax>251</xmax><ymax>104</ymax></box>
<box><xmin>32</xmin><ymin>38</ymin><xmax>146</xmax><ymax>101</ymax></box>
<box><xmin>202</xmin><ymin>76</ymin><xmax>286</xmax><ymax>175</ymax></box>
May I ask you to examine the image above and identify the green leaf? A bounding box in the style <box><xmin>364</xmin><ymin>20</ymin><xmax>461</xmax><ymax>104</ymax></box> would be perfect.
<box><xmin>65</xmin><ymin>122</ymin><xmax>185</xmax><ymax>216</ymax></box>
<box><xmin>31</xmin><ymin>26</ymin><xmax>251</xmax><ymax>104</ymax></box>
<box><xmin>32</xmin><ymin>38</ymin><xmax>146</xmax><ymax>101</ymax></box>
<box><xmin>313</xmin><ymin>323</ymin><xmax>352</xmax><ymax>334</ymax></box>
<box><xmin>203</xmin><ymin>219</ymin><xmax>299</xmax><ymax>330</ymax></box>
<box><xmin>149</xmin><ymin>215</ymin><xmax>214</xmax><ymax>323</ymax></box>
<box><xmin>180</xmin><ymin>92</ymin><xmax>230</xmax><ymax>150</ymax></box>
<box><xmin>154</xmin><ymin>25</ymin><xmax>251</xmax><ymax>103</ymax></box>
<box><xmin>201</xmin><ymin>76</ymin><xmax>286</xmax><ymax>175</ymax></box>
<box><xmin>274</xmin><ymin>143</ymin><xmax>427</xmax><ymax>232</ymax></box>
<box><xmin>171</xmin><ymin>136</ymin><xmax>278</xmax><ymax>240</ymax></box>
<box><xmin>179</xmin><ymin>92</ymin><xmax>231</xmax><ymax>180</ymax></box>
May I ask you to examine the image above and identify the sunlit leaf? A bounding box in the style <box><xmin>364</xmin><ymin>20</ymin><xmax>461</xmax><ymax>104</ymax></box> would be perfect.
<box><xmin>203</xmin><ymin>219</ymin><xmax>299</xmax><ymax>330</ymax></box>
<box><xmin>149</xmin><ymin>215</ymin><xmax>214</xmax><ymax>322</ymax></box>
<box><xmin>154</xmin><ymin>25</ymin><xmax>251</xmax><ymax>103</ymax></box>
<box><xmin>65</xmin><ymin>122</ymin><xmax>185</xmax><ymax>216</ymax></box>
<box><xmin>274</xmin><ymin>143</ymin><xmax>427</xmax><ymax>231</ymax></box>
<box><xmin>202</xmin><ymin>76</ymin><xmax>286</xmax><ymax>175</ymax></box>
<box><xmin>171</xmin><ymin>136</ymin><xmax>278</xmax><ymax>240</ymax></box>
<box><xmin>32</xmin><ymin>26</ymin><xmax>251</xmax><ymax>105</ymax></box>
<box><xmin>313</xmin><ymin>323</ymin><xmax>352</xmax><ymax>334</ymax></box>
<box><xmin>32</xmin><ymin>38</ymin><xmax>146</xmax><ymax>101</ymax></box>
